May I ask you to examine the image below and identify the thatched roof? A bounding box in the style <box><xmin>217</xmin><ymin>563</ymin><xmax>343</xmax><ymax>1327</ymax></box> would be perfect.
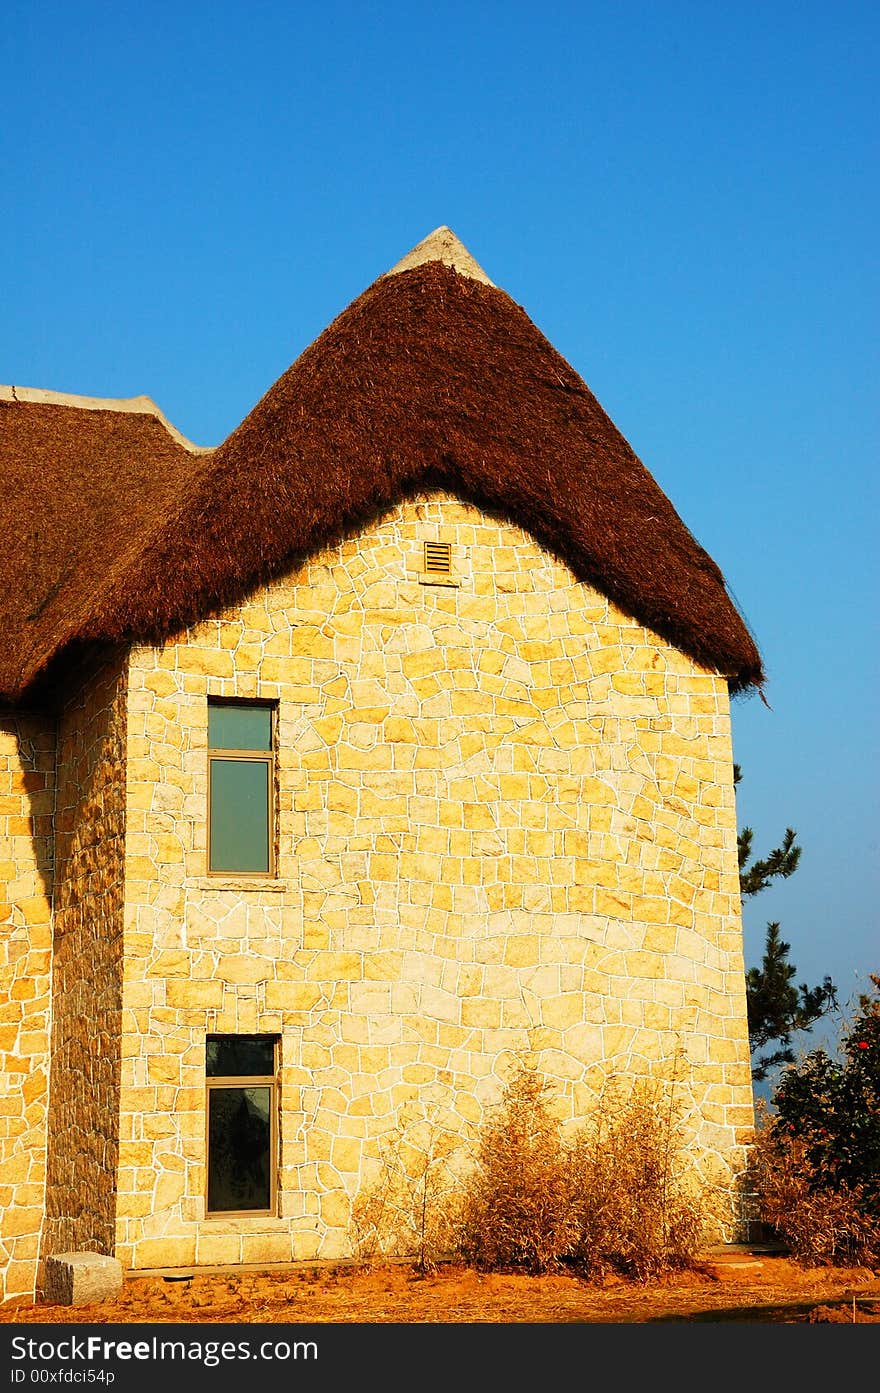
<box><xmin>0</xmin><ymin>228</ymin><xmax>763</xmax><ymax>704</ymax></box>
<box><xmin>0</xmin><ymin>388</ymin><xmax>208</xmax><ymax>703</ymax></box>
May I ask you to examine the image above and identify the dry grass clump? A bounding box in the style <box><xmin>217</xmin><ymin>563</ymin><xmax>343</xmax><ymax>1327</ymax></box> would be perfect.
<box><xmin>747</xmin><ymin>1111</ymin><xmax>880</xmax><ymax>1267</ymax></box>
<box><xmin>455</xmin><ymin>1067</ymin><xmax>578</xmax><ymax>1274</ymax></box>
<box><xmin>565</xmin><ymin>1081</ymin><xmax>710</xmax><ymax>1280</ymax></box>
<box><xmin>351</xmin><ymin>1066</ymin><xmax>717</xmax><ymax>1281</ymax></box>
<box><xmin>351</xmin><ymin>1104</ymin><xmax>464</xmax><ymax>1272</ymax></box>
<box><xmin>452</xmin><ymin>1065</ymin><xmax>713</xmax><ymax>1279</ymax></box>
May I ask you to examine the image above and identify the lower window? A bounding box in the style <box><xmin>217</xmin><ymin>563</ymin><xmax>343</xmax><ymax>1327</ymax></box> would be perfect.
<box><xmin>206</xmin><ymin>1034</ymin><xmax>278</xmax><ymax>1216</ymax></box>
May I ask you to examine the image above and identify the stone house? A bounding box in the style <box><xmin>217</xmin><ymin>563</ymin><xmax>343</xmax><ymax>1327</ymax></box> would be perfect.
<box><xmin>0</xmin><ymin>228</ymin><xmax>764</xmax><ymax>1301</ymax></box>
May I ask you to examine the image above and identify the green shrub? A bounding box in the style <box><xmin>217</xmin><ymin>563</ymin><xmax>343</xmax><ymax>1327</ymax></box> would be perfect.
<box><xmin>771</xmin><ymin>974</ymin><xmax>880</xmax><ymax>1208</ymax></box>
<box><xmin>747</xmin><ymin>1110</ymin><xmax>880</xmax><ymax>1266</ymax></box>
<box><xmin>748</xmin><ymin>975</ymin><xmax>880</xmax><ymax>1266</ymax></box>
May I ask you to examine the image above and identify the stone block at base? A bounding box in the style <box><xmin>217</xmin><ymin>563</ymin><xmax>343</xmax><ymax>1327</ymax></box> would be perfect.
<box><xmin>44</xmin><ymin>1252</ymin><xmax>123</xmax><ymax>1306</ymax></box>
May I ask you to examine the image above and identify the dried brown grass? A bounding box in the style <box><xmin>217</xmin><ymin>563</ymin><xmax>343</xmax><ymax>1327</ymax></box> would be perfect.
<box><xmin>351</xmin><ymin>1102</ymin><xmax>465</xmax><ymax>1272</ymax></box>
<box><xmin>455</xmin><ymin>1067</ymin><xmax>579</xmax><ymax>1274</ymax></box>
<box><xmin>747</xmin><ymin>1109</ymin><xmax>880</xmax><ymax>1267</ymax></box>
<box><xmin>353</xmin><ymin>1064</ymin><xmax>718</xmax><ymax>1281</ymax></box>
<box><xmin>564</xmin><ymin>1078</ymin><xmax>711</xmax><ymax>1280</ymax></box>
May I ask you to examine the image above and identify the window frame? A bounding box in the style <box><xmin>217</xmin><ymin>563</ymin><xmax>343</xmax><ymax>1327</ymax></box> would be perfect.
<box><xmin>205</xmin><ymin>1035</ymin><xmax>279</xmax><ymax>1219</ymax></box>
<box><xmin>206</xmin><ymin>698</ymin><xmax>276</xmax><ymax>878</ymax></box>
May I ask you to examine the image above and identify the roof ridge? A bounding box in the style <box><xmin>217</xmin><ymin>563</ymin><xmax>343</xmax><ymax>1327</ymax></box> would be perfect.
<box><xmin>0</xmin><ymin>384</ymin><xmax>211</xmax><ymax>453</ymax></box>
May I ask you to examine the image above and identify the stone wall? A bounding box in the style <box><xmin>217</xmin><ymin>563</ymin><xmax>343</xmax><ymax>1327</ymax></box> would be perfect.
<box><xmin>118</xmin><ymin>495</ymin><xmax>754</xmax><ymax>1270</ymax></box>
<box><xmin>0</xmin><ymin>714</ymin><xmax>54</xmax><ymax>1301</ymax></box>
<box><xmin>40</xmin><ymin>653</ymin><xmax>128</xmax><ymax>1270</ymax></box>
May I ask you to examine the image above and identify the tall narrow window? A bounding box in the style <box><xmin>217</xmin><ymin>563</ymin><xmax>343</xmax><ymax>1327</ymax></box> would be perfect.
<box><xmin>206</xmin><ymin>1035</ymin><xmax>278</xmax><ymax>1216</ymax></box>
<box><xmin>207</xmin><ymin>700</ymin><xmax>275</xmax><ymax>875</ymax></box>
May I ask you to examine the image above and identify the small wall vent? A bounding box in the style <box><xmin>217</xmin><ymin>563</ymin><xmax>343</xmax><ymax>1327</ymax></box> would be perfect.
<box><xmin>423</xmin><ymin>541</ymin><xmax>453</xmax><ymax>576</ymax></box>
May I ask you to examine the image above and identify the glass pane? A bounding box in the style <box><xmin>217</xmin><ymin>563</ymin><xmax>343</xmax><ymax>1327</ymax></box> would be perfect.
<box><xmin>207</xmin><ymin>1086</ymin><xmax>272</xmax><ymax>1212</ymax></box>
<box><xmin>208</xmin><ymin>703</ymin><xmax>272</xmax><ymax>751</ymax></box>
<box><xmin>209</xmin><ymin>758</ymin><xmax>270</xmax><ymax>873</ymax></box>
<box><xmin>206</xmin><ymin>1036</ymin><xmax>275</xmax><ymax>1077</ymax></box>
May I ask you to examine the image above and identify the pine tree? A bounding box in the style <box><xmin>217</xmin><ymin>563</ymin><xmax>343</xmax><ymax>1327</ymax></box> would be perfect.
<box><xmin>735</xmin><ymin>765</ymin><xmax>837</xmax><ymax>1082</ymax></box>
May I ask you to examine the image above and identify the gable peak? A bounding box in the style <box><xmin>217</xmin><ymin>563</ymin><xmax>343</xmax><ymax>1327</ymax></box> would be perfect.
<box><xmin>382</xmin><ymin>225</ymin><xmax>495</xmax><ymax>287</ymax></box>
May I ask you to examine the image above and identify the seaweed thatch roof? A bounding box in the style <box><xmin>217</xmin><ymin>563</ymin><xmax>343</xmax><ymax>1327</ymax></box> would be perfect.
<box><xmin>0</xmin><ymin>227</ymin><xmax>763</xmax><ymax>704</ymax></box>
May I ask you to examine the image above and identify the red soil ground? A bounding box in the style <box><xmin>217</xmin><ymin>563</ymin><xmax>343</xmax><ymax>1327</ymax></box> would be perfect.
<box><xmin>2</xmin><ymin>1253</ymin><xmax>879</xmax><ymax>1324</ymax></box>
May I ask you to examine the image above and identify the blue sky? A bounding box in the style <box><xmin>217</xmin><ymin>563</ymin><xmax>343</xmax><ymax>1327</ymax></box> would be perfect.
<box><xmin>3</xmin><ymin>1</ymin><xmax>877</xmax><ymax>1075</ymax></box>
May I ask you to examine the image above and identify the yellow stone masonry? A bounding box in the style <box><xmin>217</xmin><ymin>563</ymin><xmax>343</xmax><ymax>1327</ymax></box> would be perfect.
<box><xmin>116</xmin><ymin>494</ymin><xmax>754</xmax><ymax>1271</ymax></box>
<box><xmin>40</xmin><ymin>654</ymin><xmax>128</xmax><ymax>1280</ymax></box>
<box><xmin>0</xmin><ymin>716</ymin><xmax>54</xmax><ymax>1302</ymax></box>
<box><xmin>0</xmin><ymin>493</ymin><xmax>756</xmax><ymax>1296</ymax></box>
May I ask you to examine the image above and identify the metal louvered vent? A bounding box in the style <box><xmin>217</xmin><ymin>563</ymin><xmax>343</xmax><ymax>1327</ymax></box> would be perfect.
<box><xmin>423</xmin><ymin>541</ymin><xmax>453</xmax><ymax>576</ymax></box>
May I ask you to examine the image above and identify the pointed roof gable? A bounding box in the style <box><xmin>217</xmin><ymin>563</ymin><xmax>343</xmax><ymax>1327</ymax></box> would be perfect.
<box><xmin>383</xmin><ymin>225</ymin><xmax>496</xmax><ymax>286</ymax></box>
<box><xmin>0</xmin><ymin>231</ymin><xmax>763</xmax><ymax>702</ymax></box>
